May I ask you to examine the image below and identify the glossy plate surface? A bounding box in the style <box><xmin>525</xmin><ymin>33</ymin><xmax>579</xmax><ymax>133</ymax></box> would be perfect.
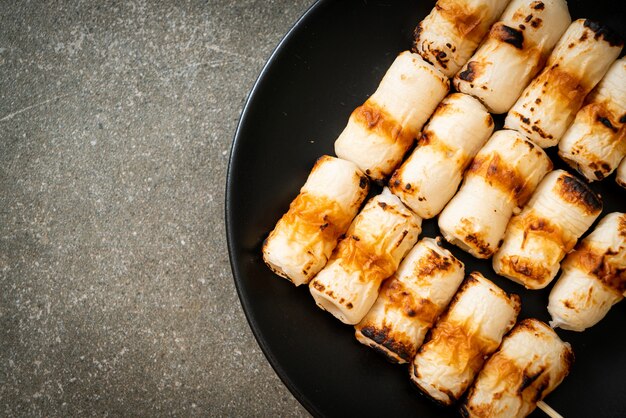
<box><xmin>226</xmin><ymin>1</ymin><xmax>626</xmax><ymax>416</ymax></box>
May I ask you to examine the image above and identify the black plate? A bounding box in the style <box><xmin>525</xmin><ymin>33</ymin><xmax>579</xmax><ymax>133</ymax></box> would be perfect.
<box><xmin>226</xmin><ymin>1</ymin><xmax>626</xmax><ymax>416</ymax></box>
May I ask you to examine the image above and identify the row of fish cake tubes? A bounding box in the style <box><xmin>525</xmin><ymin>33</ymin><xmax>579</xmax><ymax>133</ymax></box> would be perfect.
<box><xmin>558</xmin><ymin>58</ymin><xmax>626</xmax><ymax>183</ymax></box>
<box><xmin>493</xmin><ymin>185</ymin><xmax>626</xmax><ymax>330</ymax></box>
<box><xmin>264</xmin><ymin>162</ymin><xmax>575</xmax><ymax>416</ymax></box>
<box><xmin>259</xmin><ymin>58</ymin><xmax>570</xmax><ymax>418</ymax></box>
<box><xmin>412</xmin><ymin>0</ymin><xmax>626</xmax><ymax>329</ymax></box>
<box><xmin>261</xmin><ymin>0</ymin><xmax>623</xmax><ymax>415</ymax></box>
<box><xmin>414</xmin><ymin>0</ymin><xmax>574</xmax><ymax>115</ymax></box>
<box><xmin>503</xmin><ymin>23</ymin><xmax>625</xmax><ymax>184</ymax></box>
<box><xmin>548</xmin><ymin>213</ymin><xmax>626</xmax><ymax>332</ymax></box>
<box><xmin>416</xmin><ymin>0</ymin><xmax>626</xmax><ymax>184</ymax></box>
<box><xmin>261</xmin><ymin>158</ymin><xmax>580</xmax><ymax>415</ymax></box>
<box><xmin>334</xmin><ymin>51</ymin><xmax>449</xmax><ymax>183</ymax></box>
<box><xmin>392</xmin><ymin>82</ymin><xmax>626</xmax><ymax>329</ymax></box>
<box><xmin>263</xmin><ymin>142</ymin><xmax>618</xmax><ymax>332</ymax></box>
<box><xmin>505</xmin><ymin>20</ymin><xmax>623</xmax><ymax>149</ymax></box>
<box><xmin>496</xmin><ymin>16</ymin><xmax>625</xmax><ymax>182</ymax></box>
<box><xmin>410</xmin><ymin>274</ymin><xmax>572</xmax><ymax>418</ymax></box>
<box><xmin>354</xmin><ymin>245</ymin><xmax>573</xmax><ymax>417</ymax></box>
<box><xmin>422</xmin><ymin>108</ymin><xmax>625</xmax><ymax>330</ymax></box>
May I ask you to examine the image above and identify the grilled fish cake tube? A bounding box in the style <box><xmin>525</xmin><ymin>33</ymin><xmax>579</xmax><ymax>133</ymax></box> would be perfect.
<box><xmin>354</xmin><ymin>238</ymin><xmax>464</xmax><ymax>364</ymax></box>
<box><xmin>548</xmin><ymin>212</ymin><xmax>626</xmax><ymax>332</ymax></box>
<box><xmin>335</xmin><ymin>51</ymin><xmax>449</xmax><ymax>182</ymax></box>
<box><xmin>559</xmin><ymin>57</ymin><xmax>626</xmax><ymax>181</ymax></box>
<box><xmin>461</xmin><ymin>319</ymin><xmax>574</xmax><ymax>418</ymax></box>
<box><xmin>505</xmin><ymin>19</ymin><xmax>624</xmax><ymax>148</ymax></box>
<box><xmin>410</xmin><ymin>271</ymin><xmax>521</xmax><ymax>405</ymax></box>
<box><xmin>618</xmin><ymin>158</ymin><xmax>626</xmax><ymax>189</ymax></box>
<box><xmin>493</xmin><ymin>170</ymin><xmax>602</xmax><ymax>289</ymax></box>
<box><xmin>263</xmin><ymin>156</ymin><xmax>370</xmax><ymax>286</ymax></box>
<box><xmin>438</xmin><ymin>130</ymin><xmax>552</xmax><ymax>259</ymax></box>
<box><xmin>309</xmin><ymin>188</ymin><xmax>421</xmax><ymax>325</ymax></box>
<box><xmin>413</xmin><ymin>0</ymin><xmax>512</xmax><ymax>78</ymax></box>
<box><xmin>454</xmin><ymin>0</ymin><xmax>570</xmax><ymax>114</ymax></box>
<box><xmin>389</xmin><ymin>93</ymin><xmax>494</xmax><ymax>219</ymax></box>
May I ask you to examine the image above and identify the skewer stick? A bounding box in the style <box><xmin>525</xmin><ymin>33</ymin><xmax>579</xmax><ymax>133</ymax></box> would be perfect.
<box><xmin>538</xmin><ymin>400</ymin><xmax>564</xmax><ymax>418</ymax></box>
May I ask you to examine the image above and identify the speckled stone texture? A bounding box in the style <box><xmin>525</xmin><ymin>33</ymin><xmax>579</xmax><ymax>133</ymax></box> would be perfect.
<box><xmin>0</xmin><ymin>1</ymin><xmax>313</xmax><ymax>416</ymax></box>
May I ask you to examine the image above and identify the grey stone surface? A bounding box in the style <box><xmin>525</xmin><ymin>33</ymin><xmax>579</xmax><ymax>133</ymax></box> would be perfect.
<box><xmin>0</xmin><ymin>1</ymin><xmax>314</xmax><ymax>416</ymax></box>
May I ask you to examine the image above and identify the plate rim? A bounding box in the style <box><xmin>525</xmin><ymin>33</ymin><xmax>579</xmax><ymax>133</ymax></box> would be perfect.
<box><xmin>225</xmin><ymin>1</ymin><xmax>323</xmax><ymax>416</ymax></box>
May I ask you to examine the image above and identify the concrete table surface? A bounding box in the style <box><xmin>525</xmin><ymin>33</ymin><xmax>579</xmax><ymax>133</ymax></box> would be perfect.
<box><xmin>1</xmin><ymin>1</ymin><xmax>314</xmax><ymax>416</ymax></box>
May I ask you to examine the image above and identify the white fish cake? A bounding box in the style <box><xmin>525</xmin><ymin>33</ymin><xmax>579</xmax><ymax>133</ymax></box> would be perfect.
<box><xmin>410</xmin><ymin>271</ymin><xmax>521</xmax><ymax>405</ymax></box>
<box><xmin>309</xmin><ymin>188</ymin><xmax>421</xmax><ymax>325</ymax></box>
<box><xmin>505</xmin><ymin>19</ymin><xmax>624</xmax><ymax>147</ymax></box>
<box><xmin>438</xmin><ymin>130</ymin><xmax>552</xmax><ymax>258</ymax></box>
<box><xmin>454</xmin><ymin>0</ymin><xmax>570</xmax><ymax>114</ymax></box>
<box><xmin>389</xmin><ymin>93</ymin><xmax>494</xmax><ymax>219</ymax></box>
<box><xmin>559</xmin><ymin>57</ymin><xmax>626</xmax><ymax>181</ymax></box>
<box><xmin>618</xmin><ymin>158</ymin><xmax>626</xmax><ymax>189</ymax></box>
<box><xmin>262</xmin><ymin>156</ymin><xmax>370</xmax><ymax>286</ymax></box>
<box><xmin>354</xmin><ymin>238</ymin><xmax>464</xmax><ymax>364</ymax></box>
<box><xmin>335</xmin><ymin>51</ymin><xmax>449</xmax><ymax>182</ymax></box>
<box><xmin>548</xmin><ymin>212</ymin><xmax>626</xmax><ymax>331</ymax></box>
<box><xmin>494</xmin><ymin>170</ymin><xmax>602</xmax><ymax>289</ymax></box>
<box><xmin>461</xmin><ymin>319</ymin><xmax>574</xmax><ymax>418</ymax></box>
<box><xmin>413</xmin><ymin>0</ymin><xmax>512</xmax><ymax>78</ymax></box>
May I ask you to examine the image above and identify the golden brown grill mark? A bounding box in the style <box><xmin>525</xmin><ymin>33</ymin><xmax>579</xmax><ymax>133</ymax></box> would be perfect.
<box><xmin>544</xmin><ymin>65</ymin><xmax>587</xmax><ymax>106</ymax></box>
<box><xmin>516</xmin><ymin>211</ymin><xmax>575</xmax><ymax>252</ymax></box>
<box><xmin>415</xmin><ymin>248</ymin><xmax>455</xmax><ymax>277</ymax></box>
<box><xmin>463</xmin><ymin>319</ymin><xmax>572</xmax><ymax>416</ymax></box>
<box><xmin>388</xmin><ymin>170</ymin><xmax>408</xmax><ymax>195</ymax></box>
<box><xmin>468</xmin><ymin>354</ymin><xmax>552</xmax><ymax>414</ymax></box>
<box><xmin>436</xmin><ymin>0</ymin><xmax>486</xmax><ymax>39</ymax></box>
<box><xmin>389</xmin><ymin>131</ymin><xmax>463</xmax><ymax>197</ymax></box>
<box><xmin>584</xmin><ymin>102</ymin><xmax>623</xmax><ymax>136</ymax></box>
<box><xmin>311</xmin><ymin>281</ymin><xmax>325</xmax><ymax>292</ymax></box>
<box><xmin>467</xmin><ymin>153</ymin><xmax>532</xmax><ymax>206</ymax></box>
<box><xmin>282</xmin><ymin>192</ymin><xmax>352</xmax><ymax>245</ymax></box>
<box><xmin>583</xmin><ymin>19</ymin><xmax>624</xmax><ymax>47</ymax></box>
<box><xmin>352</xmin><ymin>101</ymin><xmax>416</xmax><ymax>150</ymax></box>
<box><xmin>460</xmin><ymin>402</ymin><xmax>490</xmax><ymax>417</ymax></box>
<box><xmin>359</xmin><ymin>175</ymin><xmax>369</xmax><ymax>189</ymax></box>
<box><xmin>382</xmin><ymin>279</ymin><xmax>440</xmax><ymax>326</ymax></box>
<box><xmin>499</xmin><ymin>255</ymin><xmax>552</xmax><ymax>284</ymax></box>
<box><xmin>418</xmin><ymin>132</ymin><xmax>432</xmax><ymax>146</ymax></box>
<box><xmin>425</xmin><ymin>132</ymin><xmax>459</xmax><ymax>157</ymax></box>
<box><xmin>491</xmin><ymin>23</ymin><xmax>524</xmax><ymax>49</ymax></box>
<box><xmin>562</xmin><ymin>342</ymin><xmax>575</xmax><ymax>371</ymax></box>
<box><xmin>597</xmin><ymin>115</ymin><xmax>618</xmax><ymax>132</ymax></box>
<box><xmin>358</xmin><ymin>324</ymin><xmax>414</xmax><ymax>363</ymax></box>
<box><xmin>458</xmin><ymin>218</ymin><xmax>493</xmax><ymax>256</ymax></box>
<box><xmin>511</xmin><ymin>66</ymin><xmax>588</xmax><ymax>141</ymax></box>
<box><xmin>516</xmin><ymin>318</ymin><xmax>540</xmax><ymax>333</ymax></box>
<box><xmin>554</xmin><ymin>173</ymin><xmax>602</xmax><ymax>215</ymax></box>
<box><xmin>458</xmin><ymin>61</ymin><xmax>483</xmax><ymax>82</ymax></box>
<box><xmin>337</xmin><ymin>235</ymin><xmax>398</xmax><ymax>284</ymax></box>
<box><xmin>570</xmin><ymin>242</ymin><xmax>626</xmax><ymax>294</ymax></box>
<box><xmin>422</xmin><ymin>274</ymin><xmax>517</xmax><ymax>382</ymax></box>
<box><xmin>424</xmin><ymin>318</ymin><xmax>500</xmax><ymax>393</ymax></box>
<box><xmin>563</xmin><ymin>299</ymin><xmax>576</xmax><ymax>310</ymax></box>
<box><xmin>531</xmin><ymin>124</ymin><xmax>553</xmax><ymax>140</ymax></box>
<box><xmin>511</xmin><ymin>111</ymin><xmax>531</xmax><ymax>127</ymax></box>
